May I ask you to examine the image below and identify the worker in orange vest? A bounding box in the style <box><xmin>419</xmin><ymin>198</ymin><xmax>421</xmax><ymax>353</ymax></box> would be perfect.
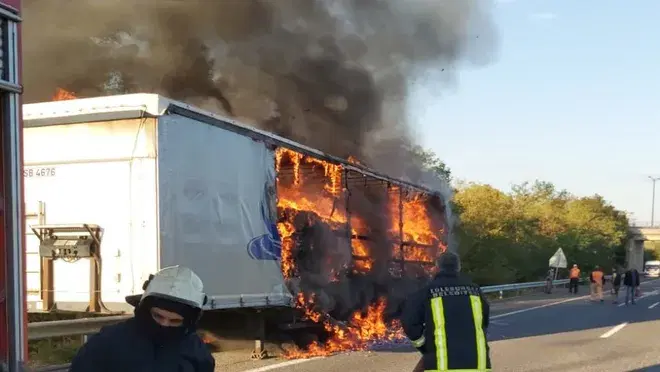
<box><xmin>590</xmin><ymin>266</ymin><xmax>605</xmax><ymax>302</ymax></box>
<box><xmin>569</xmin><ymin>264</ymin><xmax>580</xmax><ymax>294</ymax></box>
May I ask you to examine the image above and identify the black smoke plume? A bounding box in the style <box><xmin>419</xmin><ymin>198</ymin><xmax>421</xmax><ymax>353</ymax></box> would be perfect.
<box><xmin>23</xmin><ymin>0</ymin><xmax>496</xmax><ymax>177</ymax></box>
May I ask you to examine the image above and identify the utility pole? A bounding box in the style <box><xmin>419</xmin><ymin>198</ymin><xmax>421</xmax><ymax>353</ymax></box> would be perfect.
<box><xmin>650</xmin><ymin>176</ymin><xmax>660</xmax><ymax>226</ymax></box>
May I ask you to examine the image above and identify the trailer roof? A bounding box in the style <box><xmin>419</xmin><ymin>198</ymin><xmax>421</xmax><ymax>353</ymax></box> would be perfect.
<box><xmin>24</xmin><ymin>93</ymin><xmax>172</xmax><ymax>126</ymax></box>
<box><xmin>23</xmin><ymin>94</ymin><xmax>443</xmax><ymax>197</ymax></box>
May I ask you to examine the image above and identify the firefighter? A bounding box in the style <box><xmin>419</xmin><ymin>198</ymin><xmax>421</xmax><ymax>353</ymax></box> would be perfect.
<box><xmin>402</xmin><ymin>251</ymin><xmax>491</xmax><ymax>371</ymax></box>
<box><xmin>70</xmin><ymin>266</ymin><xmax>215</xmax><ymax>372</ymax></box>
<box><xmin>568</xmin><ymin>264</ymin><xmax>581</xmax><ymax>294</ymax></box>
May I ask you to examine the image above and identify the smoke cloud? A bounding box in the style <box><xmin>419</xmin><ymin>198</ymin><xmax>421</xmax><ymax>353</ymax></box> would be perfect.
<box><xmin>23</xmin><ymin>0</ymin><xmax>496</xmax><ymax>176</ymax></box>
<box><xmin>23</xmin><ymin>0</ymin><xmax>497</xmax><ymax>324</ymax></box>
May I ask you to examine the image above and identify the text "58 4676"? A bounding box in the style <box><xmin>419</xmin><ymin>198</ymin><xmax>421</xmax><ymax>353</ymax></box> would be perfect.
<box><xmin>24</xmin><ymin>168</ymin><xmax>56</xmax><ymax>177</ymax></box>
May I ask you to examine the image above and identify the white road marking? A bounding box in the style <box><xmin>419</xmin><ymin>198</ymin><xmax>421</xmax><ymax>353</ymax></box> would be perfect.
<box><xmin>240</xmin><ymin>358</ymin><xmax>323</xmax><ymax>372</ymax></box>
<box><xmin>617</xmin><ymin>289</ymin><xmax>659</xmax><ymax>307</ymax></box>
<box><xmin>239</xmin><ymin>279</ymin><xmax>660</xmax><ymax>372</ymax></box>
<box><xmin>491</xmin><ymin>295</ymin><xmax>589</xmax><ymax>319</ymax></box>
<box><xmin>599</xmin><ymin>322</ymin><xmax>628</xmax><ymax>338</ymax></box>
<box><xmin>649</xmin><ymin>302</ymin><xmax>659</xmax><ymax>309</ymax></box>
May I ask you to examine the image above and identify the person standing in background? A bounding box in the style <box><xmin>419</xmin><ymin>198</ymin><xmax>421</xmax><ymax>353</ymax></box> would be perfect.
<box><xmin>545</xmin><ymin>267</ymin><xmax>555</xmax><ymax>294</ymax></box>
<box><xmin>569</xmin><ymin>264</ymin><xmax>581</xmax><ymax>294</ymax></box>
<box><xmin>624</xmin><ymin>267</ymin><xmax>641</xmax><ymax>305</ymax></box>
<box><xmin>611</xmin><ymin>267</ymin><xmax>622</xmax><ymax>304</ymax></box>
<box><xmin>589</xmin><ymin>266</ymin><xmax>604</xmax><ymax>302</ymax></box>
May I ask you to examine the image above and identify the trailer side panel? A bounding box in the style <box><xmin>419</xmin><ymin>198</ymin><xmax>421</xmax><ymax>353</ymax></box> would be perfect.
<box><xmin>156</xmin><ymin>114</ymin><xmax>292</xmax><ymax>309</ymax></box>
<box><xmin>23</xmin><ymin>118</ymin><xmax>158</xmax><ymax>312</ymax></box>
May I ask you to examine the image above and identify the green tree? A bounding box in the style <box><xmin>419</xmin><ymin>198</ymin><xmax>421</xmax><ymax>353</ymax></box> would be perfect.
<box><xmin>643</xmin><ymin>241</ymin><xmax>660</xmax><ymax>262</ymax></box>
<box><xmin>452</xmin><ymin>183</ymin><xmax>522</xmax><ymax>284</ymax></box>
<box><xmin>410</xmin><ymin>145</ymin><xmax>452</xmax><ymax>181</ymax></box>
<box><xmin>453</xmin><ymin>180</ymin><xmax>630</xmax><ymax>284</ymax></box>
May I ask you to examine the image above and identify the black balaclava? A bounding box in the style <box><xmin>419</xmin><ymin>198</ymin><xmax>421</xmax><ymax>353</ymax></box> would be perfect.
<box><xmin>134</xmin><ymin>295</ymin><xmax>201</xmax><ymax>345</ymax></box>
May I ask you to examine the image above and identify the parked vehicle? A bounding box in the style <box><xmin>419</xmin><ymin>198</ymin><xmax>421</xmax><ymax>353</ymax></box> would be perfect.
<box><xmin>644</xmin><ymin>260</ymin><xmax>660</xmax><ymax>278</ymax></box>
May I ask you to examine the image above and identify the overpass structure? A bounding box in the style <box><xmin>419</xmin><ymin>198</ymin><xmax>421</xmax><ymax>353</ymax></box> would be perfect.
<box><xmin>627</xmin><ymin>226</ymin><xmax>660</xmax><ymax>270</ymax></box>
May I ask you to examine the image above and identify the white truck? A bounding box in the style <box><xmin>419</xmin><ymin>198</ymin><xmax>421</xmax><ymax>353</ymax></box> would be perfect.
<box><xmin>644</xmin><ymin>260</ymin><xmax>660</xmax><ymax>278</ymax></box>
<box><xmin>22</xmin><ymin>93</ymin><xmax>446</xmax><ymax>315</ymax></box>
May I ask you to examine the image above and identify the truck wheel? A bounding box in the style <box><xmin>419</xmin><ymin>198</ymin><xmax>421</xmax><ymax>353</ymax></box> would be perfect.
<box><xmin>293</xmin><ymin>331</ymin><xmax>319</xmax><ymax>348</ymax></box>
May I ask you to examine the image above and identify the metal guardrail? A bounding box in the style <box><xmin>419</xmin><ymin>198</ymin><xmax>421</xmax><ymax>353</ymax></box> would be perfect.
<box><xmin>28</xmin><ymin>315</ymin><xmax>131</xmax><ymax>341</ymax></box>
<box><xmin>481</xmin><ymin>279</ymin><xmax>570</xmax><ymax>293</ymax></box>
<box><xmin>28</xmin><ymin>279</ymin><xmax>575</xmax><ymax>341</ymax></box>
<box><xmin>33</xmin><ymin>364</ymin><xmax>70</xmax><ymax>372</ymax></box>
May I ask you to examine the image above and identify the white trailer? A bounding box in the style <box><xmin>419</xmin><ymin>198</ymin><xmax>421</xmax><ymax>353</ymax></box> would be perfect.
<box><xmin>23</xmin><ymin>94</ymin><xmax>296</xmax><ymax>313</ymax></box>
<box><xmin>23</xmin><ymin>94</ymin><xmax>443</xmax><ymax>315</ymax></box>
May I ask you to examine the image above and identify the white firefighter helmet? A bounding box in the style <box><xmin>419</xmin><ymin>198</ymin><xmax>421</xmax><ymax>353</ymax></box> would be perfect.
<box><xmin>140</xmin><ymin>266</ymin><xmax>206</xmax><ymax>309</ymax></box>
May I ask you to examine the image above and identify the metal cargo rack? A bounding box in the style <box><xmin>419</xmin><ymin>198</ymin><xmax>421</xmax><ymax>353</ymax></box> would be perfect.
<box><xmin>275</xmin><ymin>149</ymin><xmax>447</xmax><ymax>277</ymax></box>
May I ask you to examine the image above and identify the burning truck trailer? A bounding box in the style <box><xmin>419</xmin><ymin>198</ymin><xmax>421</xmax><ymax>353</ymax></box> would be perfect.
<box><xmin>22</xmin><ymin>92</ymin><xmax>447</xmax><ymax>357</ymax></box>
<box><xmin>274</xmin><ymin>148</ymin><xmax>447</xmax><ymax>354</ymax></box>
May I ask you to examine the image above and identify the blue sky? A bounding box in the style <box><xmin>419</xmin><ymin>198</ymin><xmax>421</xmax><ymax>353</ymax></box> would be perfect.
<box><xmin>409</xmin><ymin>0</ymin><xmax>660</xmax><ymax>224</ymax></box>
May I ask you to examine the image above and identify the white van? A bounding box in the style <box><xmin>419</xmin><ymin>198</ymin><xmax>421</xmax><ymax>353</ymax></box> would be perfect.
<box><xmin>644</xmin><ymin>260</ymin><xmax>660</xmax><ymax>277</ymax></box>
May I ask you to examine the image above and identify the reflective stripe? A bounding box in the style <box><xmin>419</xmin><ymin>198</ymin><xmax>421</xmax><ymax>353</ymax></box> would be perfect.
<box><xmin>430</xmin><ymin>297</ymin><xmax>448</xmax><ymax>370</ymax></box>
<box><xmin>469</xmin><ymin>295</ymin><xmax>488</xmax><ymax>370</ymax></box>
<box><xmin>411</xmin><ymin>335</ymin><xmax>426</xmax><ymax>348</ymax></box>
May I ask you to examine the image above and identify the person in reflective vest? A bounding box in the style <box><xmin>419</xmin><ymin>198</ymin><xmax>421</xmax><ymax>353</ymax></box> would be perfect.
<box><xmin>569</xmin><ymin>264</ymin><xmax>581</xmax><ymax>294</ymax></box>
<box><xmin>402</xmin><ymin>251</ymin><xmax>491</xmax><ymax>371</ymax></box>
<box><xmin>589</xmin><ymin>266</ymin><xmax>604</xmax><ymax>302</ymax></box>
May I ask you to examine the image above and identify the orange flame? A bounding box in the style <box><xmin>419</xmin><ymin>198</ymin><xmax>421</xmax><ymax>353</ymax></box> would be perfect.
<box><xmin>276</xmin><ymin>148</ymin><xmax>350</xmax><ymax>280</ymax></box>
<box><xmin>347</xmin><ymin>155</ymin><xmax>362</xmax><ymax>165</ymax></box>
<box><xmin>52</xmin><ymin>88</ymin><xmax>77</xmax><ymax>101</ymax></box>
<box><xmin>275</xmin><ymin>147</ymin><xmax>445</xmax><ymax>357</ymax></box>
<box><xmin>389</xmin><ymin>190</ymin><xmax>446</xmax><ymax>273</ymax></box>
<box><xmin>283</xmin><ymin>295</ymin><xmax>404</xmax><ymax>359</ymax></box>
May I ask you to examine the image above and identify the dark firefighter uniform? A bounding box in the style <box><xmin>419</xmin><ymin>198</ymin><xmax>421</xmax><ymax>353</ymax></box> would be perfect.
<box><xmin>401</xmin><ymin>271</ymin><xmax>491</xmax><ymax>371</ymax></box>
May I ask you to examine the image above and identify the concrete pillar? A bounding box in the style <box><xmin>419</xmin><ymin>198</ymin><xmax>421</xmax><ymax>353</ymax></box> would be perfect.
<box><xmin>626</xmin><ymin>238</ymin><xmax>644</xmax><ymax>271</ymax></box>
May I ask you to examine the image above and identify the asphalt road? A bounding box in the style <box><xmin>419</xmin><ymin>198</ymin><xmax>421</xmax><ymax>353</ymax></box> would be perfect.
<box><xmin>217</xmin><ymin>279</ymin><xmax>660</xmax><ymax>372</ymax></box>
